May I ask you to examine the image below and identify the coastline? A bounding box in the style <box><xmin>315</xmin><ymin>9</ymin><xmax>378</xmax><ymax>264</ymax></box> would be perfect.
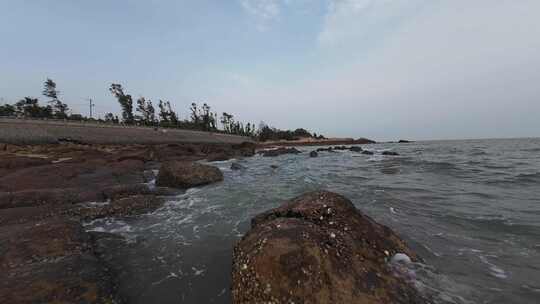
<box><xmin>257</xmin><ymin>137</ymin><xmax>376</xmax><ymax>148</ymax></box>
<box><xmin>0</xmin><ymin>128</ymin><xmax>420</xmax><ymax>303</ymax></box>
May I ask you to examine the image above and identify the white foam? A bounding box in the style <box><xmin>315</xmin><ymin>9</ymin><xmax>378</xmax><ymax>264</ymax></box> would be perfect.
<box><xmin>192</xmin><ymin>266</ymin><xmax>206</xmax><ymax>276</ymax></box>
<box><xmin>479</xmin><ymin>255</ymin><xmax>508</xmax><ymax>279</ymax></box>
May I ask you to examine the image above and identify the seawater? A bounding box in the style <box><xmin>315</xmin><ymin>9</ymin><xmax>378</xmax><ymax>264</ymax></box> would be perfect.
<box><xmin>85</xmin><ymin>138</ymin><xmax>540</xmax><ymax>303</ymax></box>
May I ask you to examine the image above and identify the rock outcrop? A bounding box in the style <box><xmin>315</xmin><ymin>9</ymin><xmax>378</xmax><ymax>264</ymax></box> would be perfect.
<box><xmin>231</xmin><ymin>162</ymin><xmax>246</xmax><ymax>171</ymax></box>
<box><xmin>0</xmin><ymin>141</ymin><xmax>255</xmax><ymax>303</ymax></box>
<box><xmin>0</xmin><ymin>218</ymin><xmax>120</xmax><ymax>304</ymax></box>
<box><xmin>259</xmin><ymin>147</ymin><xmax>302</xmax><ymax>157</ymax></box>
<box><xmin>156</xmin><ymin>161</ymin><xmax>223</xmax><ymax>189</ymax></box>
<box><xmin>232</xmin><ymin>191</ymin><xmax>425</xmax><ymax>304</ymax></box>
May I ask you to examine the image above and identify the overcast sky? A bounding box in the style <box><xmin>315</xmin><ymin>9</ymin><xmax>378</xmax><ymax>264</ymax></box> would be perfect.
<box><xmin>1</xmin><ymin>0</ymin><xmax>539</xmax><ymax>140</ymax></box>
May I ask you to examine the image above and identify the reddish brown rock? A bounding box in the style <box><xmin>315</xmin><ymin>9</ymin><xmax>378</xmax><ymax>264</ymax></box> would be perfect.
<box><xmin>67</xmin><ymin>195</ymin><xmax>164</xmax><ymax>221</ymax></box>
<box><xmin>232</xmin><ymin>191</ymin><xmax>425</xmax><ymax>304</ymax></box>
<box><xmin>258</xmin><ymin>147</ymin><xmax>302</xmax><ymax>157</ymax></box>
<box><xmin>156</xmin><ymin>161</ymin><xmax>223</xmax><ymax>189</ymax></box>
<box><xmin>0</xmin><ymin>218</ymin><xmax>119</xmax><ymax>303</ymax></box>
<box><xmin>0</xmin><ymin>155</ymin><xmax>50</xmax><ymax>171</ymax></box>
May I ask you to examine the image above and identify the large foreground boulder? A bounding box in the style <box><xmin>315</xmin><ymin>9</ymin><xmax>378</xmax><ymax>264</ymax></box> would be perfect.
<box><xmin>156</xmin><ymin>161</ymin><xmax>223</xmax><ymax>189</ymax></box>
<box><xmin>232</xmin><ymin>191</ymin><xmax>425</xmax><ymax>304</ymax></box>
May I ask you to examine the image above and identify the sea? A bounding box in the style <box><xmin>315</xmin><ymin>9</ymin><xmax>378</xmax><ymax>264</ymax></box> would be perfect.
<box><xmin>85</xmin><ymin>138</ymin><xmax>540</xmax><ymax>303</ymax></box>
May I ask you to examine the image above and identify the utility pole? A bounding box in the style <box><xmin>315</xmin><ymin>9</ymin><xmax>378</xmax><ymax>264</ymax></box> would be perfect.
<box><xmin>86</xmin><ymin>98</ymin><xmax>95</xmax><ymax>119</ymax></box>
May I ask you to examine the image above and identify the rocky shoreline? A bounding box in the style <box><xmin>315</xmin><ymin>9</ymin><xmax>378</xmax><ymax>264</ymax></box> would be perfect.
<box><xmin>0</xmin><ymin>141</ymin><xmax>255</xmax><ymax>303</ymax></box>
<box><xmin>1</xmin><ymin>141</ymin><xmax>420</xmax><ymax>303</ymax></box>
<box><xmin>257</xmin><ymin>137</ymin><xmax>376</xmax><ymax>148</ymax></box>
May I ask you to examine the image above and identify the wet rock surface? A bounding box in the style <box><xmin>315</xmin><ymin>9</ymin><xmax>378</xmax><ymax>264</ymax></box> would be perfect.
<box><xmin>156</xmin><ymin>161</ymin><xmax>224</xmax><ymax>189</ymax></box>
<box><xmin>309</xmin><ymin>150</ymin><xmax>319</xmax><ymax>157</ymax></box>
<box><xmin>258</xmin><ymin>147</ymin><xmax>302</xmax><ymax>157</ymax></box>
<box><xmin>0</xmin><ymin>141</ymin><xmax>254</xmax><ymax>303</ymax></box>
<box><xmin>231</xmin><ymin>162</ymin><xmax>246</xmax><ymax>170</ymax></box>
<box><xmin>232</xmin><ymin>191</ymin><xmax>425</xmax><ymax>304</ymax></box>
<box><xmin>0</xmin><ymin>218</ymin><xmax>121</xmax><ymax>304</ymax></box>
<box><xmin>67</xmin><ymin>195</ymin><xmax>165</xmax><ymax>221</ymax></box>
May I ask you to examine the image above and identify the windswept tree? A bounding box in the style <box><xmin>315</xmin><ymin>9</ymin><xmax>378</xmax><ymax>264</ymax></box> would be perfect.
<box><xmin>104</xmin><ymin>112</ymin><xmax>118</xmax><ymax>123</ymax></box>
<box><xmin>190</xmin><ymin>102</ymin><xmax>200</xmax><ymax>125</ymax></box>
<box><xmin>15</xmin><ymin>97</ymin><xmax>53</xmax><ymax>118</ymax></box>
<box><xmin>158</xmin><ymin>100</ymin><xmax>178</xmax><ymax>126</ymax></box>
<box><xmin>201</xmin><ymin>103</ymin><xmax>216</xmax><ymax>131</ymax></box>
<box><xmin>109</xmin><ymin>84</ymin><xmax>134</xmax><ymax>123</ymax></box>
<box><xmin>136</xmin><ymin>97</ymin><xmax>157</xmax><ymax>126</ymax></box>
<box><xmin>221</xmin><ymin>112</ymin><xmax>234</xmax><ymax>133</ymax></box>
<box><xmin>0</xmin><ymin>103</ymin><xmax>15</xmax><ymax>116</ymax></box>
<box><xmin>189</xmin><ymin>102</ymin><xmax>216</xmax><ymax>131</ymax></box>
<box><xmin>42</xmin><ymin>78</ymin><xmax>69</xmax><ymax>118</ymax></box>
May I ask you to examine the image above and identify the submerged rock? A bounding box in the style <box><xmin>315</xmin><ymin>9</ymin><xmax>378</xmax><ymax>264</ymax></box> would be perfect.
<box><xmin>232</xmin><ymin>191</ymin><xmax>425</xmax><ymax>304</ymax></box>
<box><xmin>382</xmin><ymin>151</ymin><xmax>400</xmax><ymax>156</ymax></box>
<box><xmin>259</xmin><ymin>147</ymin><xmax>302</xmax><ymax>157</ymax></box>
<box><xmin>309</xmin><ymin>151</ymin><xmax>319</xmax><ymax>158</ymax></box>
<box><xmin>350</xmin><ymin>146</ymin><xmax>363</xmax><ymax>152</ymax></box>
<box><xmin>362</xmin><ymin>150</ymin><xmax>375</xmax><ymax>155</ymax></box>
<box><xmin>156</xmin><ymin>161</ymin><xmax>223</xmax><ymax>189</ymax></box>
<box><xmin>231</xmin><ymin>162</ymin><xmax>246</xmax><ymax>170</ymax></box>
<box><xmin>316</xmin><ymin>147</ymin><xmax>336</xmax><ymax>153</ymax></box>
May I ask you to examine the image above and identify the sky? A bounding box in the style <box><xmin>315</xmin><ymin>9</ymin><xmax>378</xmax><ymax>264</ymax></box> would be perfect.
<box><xmin>1</xmin><ymin>0</ymin><xmax>539</xmax><ymax>141</ymax></box>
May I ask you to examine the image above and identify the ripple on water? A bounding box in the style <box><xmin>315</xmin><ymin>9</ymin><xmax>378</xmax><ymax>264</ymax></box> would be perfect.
<box><xmin>83</xmin><ymin>139</ymin><xmax>540</xmax><ymax>304</ymax></box>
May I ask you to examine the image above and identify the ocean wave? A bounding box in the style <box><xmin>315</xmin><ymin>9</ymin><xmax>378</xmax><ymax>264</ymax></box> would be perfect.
<box><xmin>486</xmin><ymin>172</ymin><xmax>540</xmax><ymax>186</ymax></box>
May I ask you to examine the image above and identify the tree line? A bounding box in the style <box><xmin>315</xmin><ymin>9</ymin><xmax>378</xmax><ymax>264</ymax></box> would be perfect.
<box><xmin>0</xmin><ymin>79</ymin><xmax>69</xmax><ymax>119</ymax></box>
<box><xmin>0</xmin><ymin>79</ymin><xmax>324</xmax><ymax>141</ymax></box>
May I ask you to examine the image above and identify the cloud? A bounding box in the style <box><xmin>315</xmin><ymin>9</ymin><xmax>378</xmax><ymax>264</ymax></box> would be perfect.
<box><xmin>239</xmin><ymin>0</ymin><xmax>281</xmax><ymax>31</ymax></box>
<box><xmin>318</xmin><ymin>0</ymin><xmax>424</xmax><ymax>46</ymax></box>
<box><xmin>222</xmin><ymin>0</ymin><xmax>540</xmax><ymax>140</ymax></box>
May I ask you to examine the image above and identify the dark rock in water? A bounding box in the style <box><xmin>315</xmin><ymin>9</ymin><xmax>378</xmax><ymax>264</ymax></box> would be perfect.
<box><xmin>207</xmin><ymin>152</ymin><xmax>231</xmax><ymax>162</ymax></box>
<box><xmin>398</xmin><ymin>140</ymin><xmax>412</xmax><ymax>143</ymax></box>
<box><xmin>101</xmin><ymin>183</ymin><xmax>153</xmax><ymax>200</ymax></box>
<box><xmin>156</xmin><ymin>161</ymin><xmax>223</xmax><ymax>189</ymax></box>
<box><xmin>270</xmin><ymin>165</ymin><xmax>279</xmax><ymax>169</ymax></box>
<box><xmin>231</xmin><ymin>162</ymin><xmax>246</xmax><ymax>170</ymax></box>
<box><xmin>382</xmin><ymin>151</ymin><xmax>400</xmax><ymax>156</ymax></box>
<box><xmin>309</xmin><ymin>151</ymin><xmax>318</xmax><ymax>158</ymax></box>
<box><xmin>362</xmin><ymin>150</ymin><xmax>375</xmax><ymax>155</ymax></box>
<box><xmin>67</xmin><ymin>195</ymin><xmax>164</xmax><ymax>221</ymax></box>
<box><xmin>316</xmin><ymin>147</ymin><xmax>336</xmax><ymax>153</ymax></box>
<box><xmin>232</xmin><ymin>191</ymin><xmax>424</xmax><ymax>304</ymax></box>
<box><xmin>232</xmin><ymin>142</ymin><xmax>257</xmax><ymax>157</ymax></box>
<box><xmin>0</xmin><ymin>218</ymin><xmax>120</xmax><ymax>303</ymax></box>
<box><xmin>259</xmin><ymin>147</ymin><xmax>302</xmax><ymax>157</ymax></box>
<box><xmin>333</xmin><ymin>145</ymin><xmax>349</xmax><ymax>150</ymax></box>
<box><xmin>350</xmin><ymin>146</ymin><xmax>363</xmax><ymax>152</ymax></box>
<box><xmin>355</xmin><ymin>137</ymin><xmax>377</xmax><ymax>144</ymax></box>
